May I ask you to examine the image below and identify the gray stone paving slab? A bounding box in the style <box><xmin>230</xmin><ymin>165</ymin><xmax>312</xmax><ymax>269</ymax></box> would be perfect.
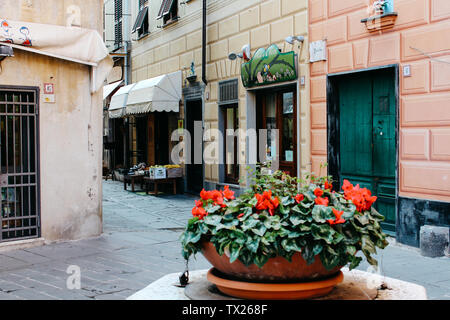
<box><xmin>0</xmin><ymin>180</ymin><xmax>448</xmax><ymax>300</ymax></box>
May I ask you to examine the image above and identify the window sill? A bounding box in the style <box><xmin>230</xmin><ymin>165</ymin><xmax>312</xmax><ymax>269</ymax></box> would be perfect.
<box><xmin>361</xmin><ymin>12</ymin><xmax>398</xmax><ymax>32</ymax></box>
<box><xmin>136</xmin><ymin>32</ymin><xmax>150</xmax><ymax>41</ymax></box>
<box><xmin>162</xmin><ymin>17</ymin><xmax>179</xmax><ymax>28</ymax></box>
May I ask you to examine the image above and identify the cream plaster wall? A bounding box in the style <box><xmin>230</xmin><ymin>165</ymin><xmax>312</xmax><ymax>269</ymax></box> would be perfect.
<box><xmin>0</xmin><ymin>0</ymin><xmax>104</xmax><ymax>241</ymax></box>
<box><xmin>130</xmin><ymin>0</ymin><xmax>310</xmax><ymax>188</ymax></box>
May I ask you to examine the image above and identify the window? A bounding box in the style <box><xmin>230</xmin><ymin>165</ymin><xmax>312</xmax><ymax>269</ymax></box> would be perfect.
<box><xmin>219</xmin><ymin>79</ymin><xmax>240</xmax><ymax>184</ymax></box>
<box><xmin>157</xmin><ymin>0</ymin><xmax>178</xmax><ymax>26</ymax></box>
<box><xmin>114</xmin><ymin>0</ymin><xmax>123</xmax><ymax>49</ymax></box>
<box><xmin>224</xmin><ymin>105</ymin><xmax>239</xmax><ymax>184</ymax></box>
<box><xmin>256</xmin><ymin>88</ymin><xmax>297</xmax><ymax>177</ymax></box>
<box><xmin>132</xmin><ymin>0</ymin><xmax>149</xmax><ymax>38</ymax></box>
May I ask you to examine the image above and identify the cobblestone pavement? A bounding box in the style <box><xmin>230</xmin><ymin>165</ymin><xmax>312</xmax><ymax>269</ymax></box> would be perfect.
<box><xmin>0</xmin><ymin>180</ymin><xmax>448</xmax><ymax>300</ymax></box>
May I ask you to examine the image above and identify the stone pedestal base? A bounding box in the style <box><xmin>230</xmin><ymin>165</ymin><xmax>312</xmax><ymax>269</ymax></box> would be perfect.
<box><xmin>127</xmin><ymin>267</ymin><xmax>427</xmax><ymax>300</ymax></box>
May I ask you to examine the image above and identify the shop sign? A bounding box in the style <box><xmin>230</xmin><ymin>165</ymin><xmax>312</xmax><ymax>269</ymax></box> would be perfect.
<box><xmin>309</xmin><ymin>40</ymin><xmax>327</xmax><ymax>63</ymax></box>
<box><xmin>150</xmin><ymin>167</ymin><xmax>167</xmax><ymax>179</ymax></box>
<box><xmin>241</xmin><ymin>44</ymin><xmax>297</xmax><ymax>88</ymax></box>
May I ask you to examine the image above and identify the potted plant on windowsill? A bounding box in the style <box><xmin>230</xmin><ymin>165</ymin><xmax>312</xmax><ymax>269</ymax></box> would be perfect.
<box><xmin>361</xmin><ymin>0</ymin><xmax>398</xmax><ymax>32</ymax></box>
<box><xmin>180</xmin><ymin>165</ymin><xmax>389</xmax><ymax>299</ymax></box>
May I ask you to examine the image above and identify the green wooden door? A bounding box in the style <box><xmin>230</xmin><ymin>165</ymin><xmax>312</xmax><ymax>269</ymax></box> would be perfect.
<box><xmin>339</xmin><ymin>71</ymin><xmax>396</xmax><ymax>234</ymax></box>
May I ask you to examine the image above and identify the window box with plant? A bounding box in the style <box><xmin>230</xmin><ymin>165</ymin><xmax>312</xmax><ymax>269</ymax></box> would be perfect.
<box><xmin>361</xmin><ymin>0</ymin><xmax>398</xmax><ymax>32</ymax></box>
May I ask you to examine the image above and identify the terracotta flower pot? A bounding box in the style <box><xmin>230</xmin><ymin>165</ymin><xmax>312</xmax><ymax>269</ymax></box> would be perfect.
<box><xmin>201</xmin><ymin>241</ymin><xmax>342</xmax><ymax>282</ymax></box>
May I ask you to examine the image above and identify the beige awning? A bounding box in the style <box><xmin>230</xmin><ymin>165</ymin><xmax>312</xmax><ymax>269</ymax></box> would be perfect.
<box><xmin>103</xmin><ymin>80</ymin><xmax>124</xmax><ymax>100</ymax></box>
<box><xmin>0</xmin><ymin>18</ymin><xmax>112</xmax><ymax>93</ymax></box>
<box><xmin>109</xmin><ymin>84</ymin><xmax>136</xmax><ymax>119</ymax></box>
<box><xmin>125</xmin><ymin>70</ymin><xmax>181</xmax><ymax>115</ymax></box>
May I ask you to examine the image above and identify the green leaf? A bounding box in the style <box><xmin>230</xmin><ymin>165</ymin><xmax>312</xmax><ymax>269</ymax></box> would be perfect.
<box><xmin>248</xmin><ymin>197</ymin><xmax>258</xmax><ymax>207</ymax></box>
<box><xmin>301</xmin><ymin>245</ymin><xmax>316</xmax><ymax>265</ymax></box>
<box><xmin>289</xmin><ymin>213</ymin><xmax>304</xmax><ymax>226</ymax></box>
<box><xmin>355</xmin><ymin>213</ymin><xmax>370</xmax><ymax>226</ymax></box>
<box><xmin>313</xmin><ymin>243</ymin><xmax>323</xmax><ymax>256</ymax></box>
<box><xmin>206</xmin><ymin>205</ymin><xmax>222</xmax><ymax>214</ymax></box>
<box><xmin>264</xmin><ymin>215</ymin><xmax>281</xmax><ymax>230</ymax></box>
<box><xmin>299</xmin><ymin>224</ymin><xmax>311</xmax><ymax>232</ymax></box>
<box><xmin>251</xmin><ymin>223</ymin><xmax>267</xmax><ymax>237</ymax></box>
<box><xmin>229</xmin><ymin>244</ymin><xmax>242</xmax><ymax>263</ymax></box>
<box><xmin>312</xmin><ymin>206</ymin><xmax>333</xmax><ymax>223</ymax></box>
<box><xmin>370</xmin><ymin>207</ymin><xmax>385</xmax><ymax>221</ymax></box>
<box><xmin>362</xmin><ymin>235</ymin><xmax>376</xmax><ymax>255</ymax></box>
<box><xmin>332</xmin><ymin>232</ymin><xmax>345</xmax><ymax>244</ymax></box>
<box><xmin>348</xmin><ymin>255</ymin><xmax>363</xmax><ymax>270</ymax></box>
<box><xmin>281</xmin><ymin>196</ymin><xmax>295</xmax><ymax>206</ymax></box>
<box><xmin>254</xmin><ymin>254</ymin><xmax>269</xmax><ymax>268</ymax></box>
<box><xmin>183</xmin><ymin>231</ymin><xmax>202</xmax><ymax>245</ymax></box>
<box><xmin>242</xmin><ymin>217</ymin><xmax>259</xmax><ymax>231</ymax></box>
<box><xmin>246</xmin><ymin>237</ymin><xmax>260</xmax><ymax>254</ymax></box>
<box><xmin>216</xmin><ymin>219</ymin><xmax>239</xmax><ymax>231</ymax></box>
<box><xmin>311</xmin><ymin>223</ymin><xmax>335</xmax><ymax>244</ymax></box>
<box><xmin>203</xmin><ymin>214</ymin><xmax>222</xmax><ymax>226</ymax></box>
<box><xmin>299</xmin><ymin>200</ymin><xmax>314</xmax><ymax>210</ymax></box>
<box><xmin>346</xmin><ymin>245</ymin><xmax>357</xmax><ymax>256</ymax></box>
<box><xmin>320</xmin><ymin>246</ymin><xmax>340</xmax><ymax>270</ymax></box>
<box><xmin>279</xmin><ymin>204</ymin><xmax>290</xmax><ymax>216</ymax></box>
<box><xmin>286</xmin><ymin>230</ymin><xmax>304</xmax><ymax>239</ymax></box>
<box><xmin>281</xmin><ymin>238</ymin><xmax>303</xmax><ymax>252</ymax></box>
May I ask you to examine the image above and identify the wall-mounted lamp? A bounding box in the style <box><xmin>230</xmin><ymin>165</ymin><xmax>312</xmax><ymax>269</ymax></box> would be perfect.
<box><xmin>228</xmin><ymin>44</ymin><xmax>251</xmax><ymax>61</ymax></box>
<box><xmin>0</xmin><ymin>45</ymin><xmax>14</xmax><ymax>62</ymax></box>
<box><xmin>285</xmin><ymin>36</ymin><xmax>305</xmax><ymax>45</ymax></box>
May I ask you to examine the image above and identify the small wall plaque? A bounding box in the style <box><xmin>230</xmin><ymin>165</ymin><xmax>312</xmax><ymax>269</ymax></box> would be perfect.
<box><xmin>309</xmin><ymin>40</ymin><xmax>327</xmax><ymax>63</ymax></box>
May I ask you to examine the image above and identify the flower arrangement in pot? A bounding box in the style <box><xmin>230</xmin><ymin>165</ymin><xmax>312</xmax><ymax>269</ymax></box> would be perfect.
<box><xmin>181</xmin><ymin>165</ymin><xmax>389</xmax><ymax>298</ymax></box>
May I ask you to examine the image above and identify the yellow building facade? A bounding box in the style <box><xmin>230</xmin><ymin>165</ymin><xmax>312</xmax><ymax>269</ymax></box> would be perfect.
<box><xmin>129</xmin><ymin>0</ymin><xmax>310</xmax><ymax>193</ymax></box>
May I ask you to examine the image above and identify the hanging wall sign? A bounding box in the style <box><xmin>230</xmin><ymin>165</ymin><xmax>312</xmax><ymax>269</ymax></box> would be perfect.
<box><xmin>241</xmin><ymin>44</ymin><xmax>297</xmax><ymax>88</ymax></box>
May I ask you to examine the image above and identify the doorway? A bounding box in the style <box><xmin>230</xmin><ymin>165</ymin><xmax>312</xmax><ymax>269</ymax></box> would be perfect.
<box><xmin>328</xmin><ymin>67</ymin><xmax>397</xmax><ymax>234</ymax></box>
<box><xmin>185</xmin><ymin>99</ymin><xmax>203</xmax><ymax>194</ymax></box>
<box><xmin>0</xmin><ymin>86</ymin><xmax>40</xmax><ymax>242</ymax></box>
<box><xmin>256</xmin><ymin>86</ymin><xmax>297</xmax><ymax>177</ymax></box>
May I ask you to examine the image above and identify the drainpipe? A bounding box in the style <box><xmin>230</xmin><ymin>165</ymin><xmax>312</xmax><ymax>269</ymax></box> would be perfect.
<box><xmin>202</xmin><ymin>0</ymin><xmax>208</xmax><ymax>86</ymax></box>
<box><xmin>123</xmin><ymin>0</ymin><xmax>131</xmax><ymax>168</ymax></box>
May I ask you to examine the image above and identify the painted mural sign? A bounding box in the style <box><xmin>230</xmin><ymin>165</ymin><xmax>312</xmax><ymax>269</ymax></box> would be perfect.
<box><xmin>241</xmin><ymin>44</ymin><xmax>297</xmax><ymax>88</ymax></box>
<box><xmin>0</xmin><ymin>19</ymin><xmax>32</xmax><ymax>46</ymax></box>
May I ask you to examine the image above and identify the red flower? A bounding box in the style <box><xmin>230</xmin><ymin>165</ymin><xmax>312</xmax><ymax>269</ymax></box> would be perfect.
<box><xmin>200</xmin><ymin>188</ymin><xmax>227</xmax><ymax>208</ymax></box>
<box><xmin>200</xmin><ymin>189</ymin><xmax>212</xmax><ymax>201</ymax></box>
<box><xmin>315</xmin><ymin>196</ymin><xmax>329</xmax><ymax>206</ymax></box>
<box><xmin>192</xmin><ymin>201</ymin><xmax>207</xmax><ymax>220</ymax></box>
<box><xmin>194</xmin><ymin>200</ymin><xmax>203</xmax><ymax>208</ymax></box>
<box><xmin>294</xmin><ymin>194</ymin><xmax>305</xmax><ymax>204</ymax></box>
<box><xmin>314</xmin><ymin>188</ymin><xmax>324</xmax><ymax>197</ymax></box>
<box><xmin>324</xmin><ymin>181</ymin><xmax>333</xmax><ymax>191</ymax></box>
<box><xmin>222</xmin><ymin>185</ymin><xmax>235</xmax><ymax>200</ymax></box>
<box><xmin>328</xmin><ymin>208</ymin><xmax>346</xmax><ymax>225</ymax></box>
<box><xmin>341</xmin><ymin>180</ymin><xmax>377</xmax><ymax>212</ymax></box>
<box><xmin>255</xmin><ymin>190</ymin><xmax>280</xmax><ymax>216</ymax></box>
<box><xmin>237</xmin><ymin>213</ymin><xmax>244</xmax><ymax>219</ymax></box>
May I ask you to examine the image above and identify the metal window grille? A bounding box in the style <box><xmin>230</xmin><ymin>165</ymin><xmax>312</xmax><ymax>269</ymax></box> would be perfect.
<box><xmin>218</xmin><ymin>79</ymin><xmax>239</xmax><ymax>106</ymax></box>
<box><xmin>0</xmin><ymin>87</ymin><xmax>40</xmax><ymax>242</ymax></box>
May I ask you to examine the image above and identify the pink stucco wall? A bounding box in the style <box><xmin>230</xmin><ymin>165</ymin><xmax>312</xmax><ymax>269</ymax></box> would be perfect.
<box><xmin>309</xmin><ymin>0</ymin><xmax>450</xmax><ymax>202</ymax></box>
